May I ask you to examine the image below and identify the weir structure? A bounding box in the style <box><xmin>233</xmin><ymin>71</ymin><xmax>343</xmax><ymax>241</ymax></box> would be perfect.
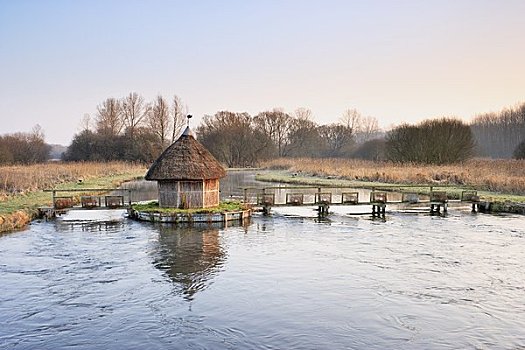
<box><xmin>39</xmin><ymin>187</ymin><xmax>252</xmax><ymax>224</ymax></box>
<box><xmin>242</xmin><ymin>185</ymin><xmax>483</xmax><ymax>217</ymax></box>
<box><xmin>38</xmin><ymin>188</ymin><xmax>132</xmax><ymax>219</ymax></box>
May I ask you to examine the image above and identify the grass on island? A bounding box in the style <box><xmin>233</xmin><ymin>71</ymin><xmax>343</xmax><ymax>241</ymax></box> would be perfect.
<box><xmin>259</xmin><ymin>158</ymin><xmax>525</xmax><ymax>203</ymax></box>
<box><xmin>0</xmin><ymin>162</ymin><xmax>147</xmax><ymax>233</ymax></box>
<box><xmin>132</xmin><ymin>200</ymin><xmax>248</xmax><ymax>215</ymax></box>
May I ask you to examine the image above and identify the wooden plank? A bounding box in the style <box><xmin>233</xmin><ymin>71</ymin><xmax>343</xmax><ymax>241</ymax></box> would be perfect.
<box><xmin>315</xmin><ymin>192</ymin><xmax>332</xmax><ymax>204</ymax></box>
<box><xmin>461</xmin><ymin>190</ymin><xmax>479</xmax><ymax>202</ymax></box>
<box><xmin>430</xmin><ymin>191</ymin><xmax>448</xmax><ymax>203</ymax></box>
<box><xmin>54</xmin><ymin>196</ymin><xmax>74</xmax><ymax>209</ymax></box>
<box><xmin>286</xmin><ymin>193</ymin><xmax>304</xmax><ymax>205</ymax></box>
<box><xmin>402</xmin><ymin>192</ymin><xmax>419</xmax><ymax>204</ymax></box>
<box><xmin>81</xmin><ymin>196</ymin><xmax>100</xmax><ymax>208</ymax></box>
<box><xmin>257</xmin><ymin>193</ymin><xmax>275</xmax><ymax>206</ymax></box>
<box><xmin>342</xmin><ymin>192</ymin><xmax>359</xmax><ymax>204</ymax></box>
<box><xmin>105</xmin><ymin>195</ymin><xmax>124</xmax><ymax>208</ymax></box>
<box><xmin>370</xmin><ymin>192</ymin><xmax>387</xmax><ymax>204</ymax></box>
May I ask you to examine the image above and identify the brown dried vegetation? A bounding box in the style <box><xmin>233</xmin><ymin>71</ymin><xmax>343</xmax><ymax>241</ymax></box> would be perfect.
<box><xmin>0</xmin><ymin>162</ymin><xmax>146</xmax><ymax>233</ymax></box>
<box><xmin>0</xmin><ymin>162</ymin><xmax>145</xmax><ymax>198</ymax></box>
<box><xmin>261</xmin><ymin>158</ymin><xmax>525</xmax><ymax>195</ymax></box>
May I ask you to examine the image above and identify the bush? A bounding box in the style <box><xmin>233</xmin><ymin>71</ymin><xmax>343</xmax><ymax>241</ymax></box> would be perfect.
<box><xmin>351</xmin><ymin>138</ymin><xmax>386</xmax><ymax>161</ymax></box>
<box><xmin>0</xmin><ymin>126</ymin><xmax>50</xmax><ymax>165</ymax></box>
<box><xmin>514</xmin><ymin>140</ymin><xmax>525</xmax><ymax>159</ymax></box>
<box><xmin>63</xmin><ymin>128</ymin><xmax>161</xmax><ymax>163</ymax></box>
<box><xmin>386</xmin><ymin>118</ymin><xmax>475</xmax><ymax>164</ymax></box>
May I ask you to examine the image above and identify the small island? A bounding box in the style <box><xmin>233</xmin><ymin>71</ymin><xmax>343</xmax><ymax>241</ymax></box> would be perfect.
<box><xmin>129</xmin><ymin>200</ymin><xmax>251</xmax><ymax>223</ymax></box>
<box><xmin>132</xmin><ymin>120</ymin><xmax>252</xmax><ymax>224</ymax></box>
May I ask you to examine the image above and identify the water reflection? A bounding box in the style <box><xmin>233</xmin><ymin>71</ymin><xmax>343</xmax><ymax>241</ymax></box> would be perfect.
<box><xmin>120</xmin><ymin>180</ymin><xmax>158</xmax><ymax>202</ymax></box>
<box><xmin>56</xmin><ymin>221</ymin><xmax>126</xmax><ymax>233</ymax></box>
<box><xmin>219</xmin><ymin>170</ymin><xmax>264</xmax><ymax>200</ymax></box>
<box><xmin>121</xmin><ymin>170</ymin><xmax>266</xmax><ymax>203</ymax></box>
<box><xmin>151</xmin><ymin>223</ymin><xmax>226</xmax><ymax>301</ymax></box>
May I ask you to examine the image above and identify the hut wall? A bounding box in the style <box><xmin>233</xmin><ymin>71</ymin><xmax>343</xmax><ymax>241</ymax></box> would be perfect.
<box><xmin>158</xmin><ymin>181</ymin><xmax>204</xmax><ymax>208</ymax></box>
<box><xmin>203</xmin><ymin>179</ymin><xmax>220</xmax><ymax>208</ymax></box>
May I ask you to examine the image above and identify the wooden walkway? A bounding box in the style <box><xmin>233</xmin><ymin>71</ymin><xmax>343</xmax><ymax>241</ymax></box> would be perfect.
<box><xmin>241</xmin><ymin>185</ymin><xmax>482</xmax><ymax>217</ymax></box>
<box><xmin>39</xmin><ymin>188</ymin><xmax>133</xmax><ymax>219</ymax></box>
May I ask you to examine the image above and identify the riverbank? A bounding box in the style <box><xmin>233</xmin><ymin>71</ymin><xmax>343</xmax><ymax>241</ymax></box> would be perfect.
<box><xmin>257</xmin><ymin>158</ymin><xmax>525</xmax><ymax>214</ymax></box>
<box><xmin>0</xmin><ymin>162</ymin><xmax>146</xmax><ymax>233</ymax></box>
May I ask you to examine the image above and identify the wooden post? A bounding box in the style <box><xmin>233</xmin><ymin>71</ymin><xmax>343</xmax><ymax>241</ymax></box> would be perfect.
<box><xmin>262</xmin><ymin>188</ymin><xmax>270</xmax><ymax>216</ymax></box>
<box><xmin>371</xmin><ymin>187</ymin><xmax>375</xmax><ymax>215</ymax></box>
<box><xmin>243</xmin><ymin>188</ymin><xmax>248</xmax><ymax>204</ymax></box>
<box><xmin>317</xmin><ymin>187</ymin><xmax>322</xmax><ymax>216</ymax></box>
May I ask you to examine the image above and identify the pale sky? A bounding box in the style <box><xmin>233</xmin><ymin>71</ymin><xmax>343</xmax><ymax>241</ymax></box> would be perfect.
<box><xmin>1</xmin><ymin>0</ymin><xmax>524</xmax><ymax>145</ymax></box>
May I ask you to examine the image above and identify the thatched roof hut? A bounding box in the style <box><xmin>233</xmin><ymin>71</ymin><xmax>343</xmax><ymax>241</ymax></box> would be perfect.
<box><xmin>145</xmin><ymin>126</ymin><xmax>226</xmax><ymax>208</ymax></box>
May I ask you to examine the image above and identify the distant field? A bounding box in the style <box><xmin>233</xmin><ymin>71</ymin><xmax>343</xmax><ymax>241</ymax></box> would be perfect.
<box><xmin>0</xmin><ymin>162</ymin><xmax>146</xmax><ymax>200</ymax></box>
<box><xmin>261</xmin><ymin>158</ymin><xmax>525</xmax><ymax>195</ymax></box>
<box><xmin>0</xmin><ymin>162</ymin><xmax>147</xmax><ymax>232</ymax></box>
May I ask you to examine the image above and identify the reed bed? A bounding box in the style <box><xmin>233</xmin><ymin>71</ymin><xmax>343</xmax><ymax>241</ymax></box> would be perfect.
<box><xmin>261</xmin><ymin>158</ymin><xmax>525</xmax><ymax>195</ymax></box>
<box><xmin>0</xmin><ymin>162</ymin><xmax>147</xmax><ymax>233</ymax></box>
<box><xmin>0</xmin><ymin>162</ymin><xmax>146</xmax><ymax>200</ymax></box>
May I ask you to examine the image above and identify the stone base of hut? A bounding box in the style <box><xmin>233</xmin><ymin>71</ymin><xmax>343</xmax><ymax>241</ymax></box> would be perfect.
<box><xmin>129</xmin><ymin>208</ymin><xmax>251</xmax><ymax>224</ymax></box>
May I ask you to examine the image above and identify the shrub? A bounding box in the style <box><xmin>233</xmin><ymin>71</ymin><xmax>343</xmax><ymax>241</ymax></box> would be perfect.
<box><xmin>352</xmin><ymin>138</ymin><xmax>386</xmax><ymax>161</ymax></box>
<box><xmin>514</xmin><ymin>140</ymin><xmax>525</xmax><ymax>159</ymax></box>
<box><xmin>386</xmin><ymin>118</ymin><xmax>475</xmax><ymax>164</ymax></box>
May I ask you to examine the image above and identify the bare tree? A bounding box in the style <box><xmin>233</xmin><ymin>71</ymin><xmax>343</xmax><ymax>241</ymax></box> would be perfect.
<box><xmin>121</xmin><ymin>92</ymin><xmax>147</xmax><ymax>136</ymax></box>
<box><xmin>294</xmin><ymin>107</ymin><xmax>313</xmax><ymax>120</ymax></box>
<box><xmin>340</xmin><ymin>108</ymin><xmax>362</xmax><ymax>132</ymax></box>
<box><xmin>471</xmin><ymin>102</ymin><xmax>525</xmax><ymax>158</ymax></box>
<box><xmin>197</xmin><ymin>111</ymin><xmax>271</xmax><ymax>167</ymax></box>
<box><xmin>147</xmin><ymin>95</ymin><xmax>171</xmax><ymax>148</ymax></box>
<box><xmin>253</xmin><ymin>108</ymin><xmax>293</xmax><ymax>157</ymax></box>
<box><xmin>341</xmin><ymin>109</ymin><xmax>380</xmax><ymax>143</ymax></box>
<box><xmin>318</xmin><ymin>123</ymin><xmax>354</xmax><ymax>157</ymax></box>
<box><xmin>359</xmin><ymin>116</ymin><xmax>380</xmax><ymax>143</ymax></box>
<box><xmin>79</xmin><ymin>113</ymin><xmax>92</xmax><ymax>132</ymax></box>
<box><xmin>171</xmin><ymin>95</ymin><xmax>187</xmax><ymax>142</ymax></box>
<box><xmin>287</xmin><ymin>108</ymin><xmax>321</xmax><ymax>157</ymax></box>
<box><xmin>96</xmin><ymin>98</ymin><xmax>123</xmax><ymax>136</ymax></box>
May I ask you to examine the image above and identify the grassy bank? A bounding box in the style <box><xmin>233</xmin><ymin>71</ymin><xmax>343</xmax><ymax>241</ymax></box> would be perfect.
<box><xmin>259</xmin><ymin>158</ymin><xmax>525</xmax><ymax>204</ymax></box>
<box><xmin>0</xmin><ymin>162</ymin><xmax>146</xmax><ymax>233</ymax></box>
<box><xmin>132</xmin><ymin>200</ymin><xmax>247</xmax><ymax>214</ymax></box>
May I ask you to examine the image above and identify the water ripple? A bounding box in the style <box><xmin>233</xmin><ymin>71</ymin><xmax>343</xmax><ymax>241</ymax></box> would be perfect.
<box><xmin>1</xmin><ymin>211</ymin><xmax>525</xmax><ymax>349</ymax></box>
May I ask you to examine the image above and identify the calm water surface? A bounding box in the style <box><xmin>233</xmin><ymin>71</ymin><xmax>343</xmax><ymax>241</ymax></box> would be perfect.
<box><xmin>1</xmin><ymin>172</ymin><xmax>525</xmax><ymax>349</ymax></box>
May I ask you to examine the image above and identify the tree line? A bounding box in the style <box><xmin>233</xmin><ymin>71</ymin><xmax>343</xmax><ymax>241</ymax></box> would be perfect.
<box><xmin>470</xmin><ymin>102</ymin><xmax>525</xmax><ymax>159</ymax></box>
<box><xmin>1</xmin><ymin>96</ymin><xmax>524</xmax><ymax>166</ymax></box>
<box><xmin>196</xmin><ymin>108</ymin><xmax>382</xmax><ymax>167</ymax></box>
<box><xmin>0</xmin><ymin>125</ymin><xmax>50</xmax><ymax>164</ymax></box>
<box><xmin>197</xmin><ymin>109</ymin><xmax>480</xmax><ymax>166</ymax></box>
<box><xmin>63</xmin><ymin>92</ymin><xmax>187</xmax><ymax>162</ymax></box>
<box><xmin>65</xmin><ymin>97</ymin><xmax>383</xmax><ymax>166</ymax></box>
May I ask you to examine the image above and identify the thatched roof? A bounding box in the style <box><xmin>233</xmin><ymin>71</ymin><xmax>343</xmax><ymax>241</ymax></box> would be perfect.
<box><xmin>145</xmin><ymin>127</ymin><xmax>226</xmax><ymax>181</ymax></box>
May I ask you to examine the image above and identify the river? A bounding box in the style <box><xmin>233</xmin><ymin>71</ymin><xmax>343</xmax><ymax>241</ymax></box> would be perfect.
<box><xmin>1</xmin><ymin>171</ymin><xmax>524</xmax><ymax>349</ymax></box>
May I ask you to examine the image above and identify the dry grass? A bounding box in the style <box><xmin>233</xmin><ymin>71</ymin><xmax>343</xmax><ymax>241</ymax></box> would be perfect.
<box><xmin>261</xmin><ymin>158</ymin><xmax>525</xmax><ymax>195</ymax></box>
<box><xmin>0</xmin><ymin>162</ymin><xmax>146</xmax><ymax>200</ymax></box>
<box><xmin>0</xmin><ymin>210</ymin><xmax>32</xmax><ymax>233</ymax></box>
<box><xmin>0</xmin><ymin>162</ymin><xmax>147</xmax><ymax>233</ymax></box>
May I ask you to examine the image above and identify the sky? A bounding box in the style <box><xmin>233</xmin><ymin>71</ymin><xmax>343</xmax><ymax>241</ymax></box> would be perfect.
<box><xmin>1</xmin><ymin>0</ymin><xmax>524</xmax><ymax>145</ymax></box>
